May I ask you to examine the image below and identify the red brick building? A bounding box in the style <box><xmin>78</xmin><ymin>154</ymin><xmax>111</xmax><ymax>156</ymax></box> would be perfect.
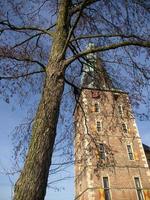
<box><xmin>74</xmin><ymin>53</ymin><xmax>150</xmax><ymax>200</ymax></box>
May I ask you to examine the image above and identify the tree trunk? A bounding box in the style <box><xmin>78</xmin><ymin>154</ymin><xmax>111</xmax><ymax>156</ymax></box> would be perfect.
<box><xmin>13</xmin><ymin>62</ymin><xmax>65</xmax><ymax>200</ymax></box>
<box><xmin>13</xmin><ymin>0</ymin><xmax>70</xmax><ymax>199</ymax></box>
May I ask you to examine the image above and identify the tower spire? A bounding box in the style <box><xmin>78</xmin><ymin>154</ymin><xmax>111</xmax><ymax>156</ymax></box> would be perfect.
<box><xmin>81</xmin><ymin>43</ymin><xmax>113</xmax><ymax>90</ymax></box>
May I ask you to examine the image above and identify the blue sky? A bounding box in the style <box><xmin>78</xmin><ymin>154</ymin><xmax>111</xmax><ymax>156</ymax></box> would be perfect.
<box><xmin>0</xmin><ymin>100</ymin><xmax>74</xmax><ymax>200</ymax></box>
<box><xmin>0</xmin><ymin>99</ymin><xmax>150</xmax><ymax>200</ymax></box>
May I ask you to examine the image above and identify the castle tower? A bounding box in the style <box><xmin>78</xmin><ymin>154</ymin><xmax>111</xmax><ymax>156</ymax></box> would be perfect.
<box><xmin>74</xmin><ymin>46</ymin><xmax>150</xmax><ymax>200</ymax></box>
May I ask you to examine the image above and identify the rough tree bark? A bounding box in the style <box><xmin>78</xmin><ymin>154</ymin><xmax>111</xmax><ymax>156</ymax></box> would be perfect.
<box><xmin>0</xmin><ymin>0</ymin><xmax>147</xmax><ymax>199</ymax></box>
<box><xmin>13</xmin><ymin>0</ymin><xmax>70</xmax><ymax>199</ymax></box>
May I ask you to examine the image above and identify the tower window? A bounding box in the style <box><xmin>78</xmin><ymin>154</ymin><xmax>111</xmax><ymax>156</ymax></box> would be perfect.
<box><xmin>103</xmin><ymin>177</ymin><xmax>111</xmax><ymax>200</ymax></box>
<box><xmin>113</xmin><ymin>93</ymin><xmax>119</xmax><ymax>101</ymax></box>
<box><xmin>97</xmin><ymin>121</ymin><xmax>102</xmax><ymax>132</ymax></box>
<box><xmin>118</xmin><ymin>105</ymin><xmax>123</xmax><ymax>116</ymax></box>
<box><xmin>95</xmin><ymin>102</ymin><xmax>99</xmax><ymax>112</ymax></box>
<box><xmin>127</xmin><ymin>144</ymin><xmax>134</xmax><ymax>160</ymax></box>
<box><xmin>134</xmin><ymin>177</ymin><xmax>144</xmax><ymax>200</ymax></box>
<box><xmin>122</xmin><ymin>123</ymin><xmax>128</xmax><ymax>133</ymax></box>
<box><xmin>99</xmin><ymin>143</ymin><xmax>105</xmax><ymax>160</ymax></box>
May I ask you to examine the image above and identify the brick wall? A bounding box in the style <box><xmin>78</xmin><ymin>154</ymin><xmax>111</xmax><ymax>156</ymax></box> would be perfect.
<box><xmin>74</xmin><ymin>89</ymin><xmax>150</xmax><ymax>200</ymax></box>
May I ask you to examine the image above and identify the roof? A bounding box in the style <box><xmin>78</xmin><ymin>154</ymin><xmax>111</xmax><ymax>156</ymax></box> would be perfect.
<box><xmin>143</xmin><ymin>143</ymin><xmax>150</xmax><ymax>152</ymax></box>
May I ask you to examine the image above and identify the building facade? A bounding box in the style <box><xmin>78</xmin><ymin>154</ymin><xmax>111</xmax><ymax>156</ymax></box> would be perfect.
<box><xmin>74</xmin><ymin>53</ymin><xmax>150</xmax><ymax>200</ymax></box>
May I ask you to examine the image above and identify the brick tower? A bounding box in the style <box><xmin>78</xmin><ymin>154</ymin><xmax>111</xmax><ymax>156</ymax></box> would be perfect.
<box><xmin>74</xmin><ymin>47</ymin><xmax>150</xmax><ymax>200</ymax></box>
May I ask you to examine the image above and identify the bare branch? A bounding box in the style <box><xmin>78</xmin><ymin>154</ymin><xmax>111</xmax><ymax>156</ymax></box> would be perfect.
<box><xmin>0</xmin><ymin>20</ymin><xmax>54</xmax><ymax>37</ymax></box>
<box><xmin>70</xmin><ymin>0</ymin><xmax>99</xmax><ymax>15</ymax></box>
<box><xmin>12</xmin><ymin>33</ymin><xmax>44</xmax><ymax>49</ymax></box>
<box><xmin>66</xmin><ymin>40</ymin><xmax>150</xmax><ymax>65</ymax></box>
<box><xmin>124</xmin><ymin>47</ymin><xmax>150</xmax><ymax>80</ymax></box>
<box><xmin>0</xmin><ymin>50</ymin><xmax>46</xmax><ymax>69</ymax></box>
<box><xmin>48</xmin><ymin>176</ymin><xmax>73</xmax><ymax>185</ymax></box>
<box><xmin>60</xmin><ymin>0</ymin><xmax>88</xmax><ymax>58</ymax></box>
<box><xmin>70</xmin><ymin>33</ymin><xmax>146</xmax><ymax>42</ymax></box>
<box><xmin>0</xmin><ymin>70</ymin><xmax>45</xmax><ymax>80</ymax></box>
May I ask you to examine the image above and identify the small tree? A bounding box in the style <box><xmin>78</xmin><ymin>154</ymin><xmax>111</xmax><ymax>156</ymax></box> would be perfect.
<box><xmin>0</xmin><ymin>0</ymin><xmax>150</xmax><ymax>199</ymax></box>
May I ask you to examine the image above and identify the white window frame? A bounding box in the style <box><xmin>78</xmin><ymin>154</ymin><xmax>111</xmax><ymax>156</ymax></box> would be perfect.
<box><xmin>126</xmin><ymin>144</ymin><xmax>134</xmax><ymax>161</ymax></box>
<box><xmin>133</xmin><ymin>176</ymin><xmax>144</xmax><ymax>200</ymax></box>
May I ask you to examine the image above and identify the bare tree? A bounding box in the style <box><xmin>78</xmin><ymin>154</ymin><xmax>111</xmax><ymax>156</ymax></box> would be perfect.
<box><xmin>0</xmin><ymin>0</ymin><xmax>150</xmax><ymax>199</ymax></box>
